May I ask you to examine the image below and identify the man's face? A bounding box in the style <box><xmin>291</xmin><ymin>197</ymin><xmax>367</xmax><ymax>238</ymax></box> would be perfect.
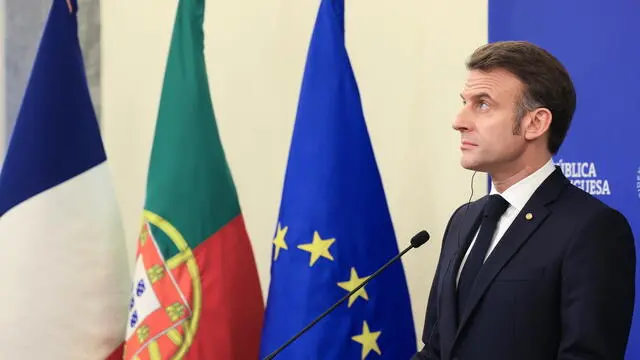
<box><xmin>453</xmin><ymin>68</ymin><xmax>528</xmax><ymax>174</ymax></box>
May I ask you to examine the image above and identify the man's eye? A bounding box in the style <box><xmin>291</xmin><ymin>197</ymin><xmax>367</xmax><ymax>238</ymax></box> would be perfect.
<box><xmin>478</xmin><ymin>102</ymin><xmax>489</xmax><ymax>110</ymax></box>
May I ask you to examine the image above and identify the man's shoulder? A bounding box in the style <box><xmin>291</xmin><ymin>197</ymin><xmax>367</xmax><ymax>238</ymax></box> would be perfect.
<box><xmin>557</xmin><ymin>182</ymin><xmax>625</xmax><ymax>220</ymax></box>
<box><xmin>557</xmin><ymin>184</ymin><xmax>636</xmax><ymax>267</ymax></box>
<box><xmin>558</xmin><ymin>183</ymin><xmax>633</xmax><ymax>232</ymax></box>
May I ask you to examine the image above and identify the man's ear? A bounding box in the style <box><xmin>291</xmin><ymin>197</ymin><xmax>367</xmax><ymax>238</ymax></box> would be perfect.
<box><xmin>524</xmin><ymin>107</ymin><xmax>552</xmax><ymax>141</ymax></box>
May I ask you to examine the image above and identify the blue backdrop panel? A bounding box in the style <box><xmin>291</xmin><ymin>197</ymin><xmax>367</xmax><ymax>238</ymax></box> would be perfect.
<box><xmin>488</xmin><ymin>1</ymin><xmax>640</xmax><ymax>358</ymax></box>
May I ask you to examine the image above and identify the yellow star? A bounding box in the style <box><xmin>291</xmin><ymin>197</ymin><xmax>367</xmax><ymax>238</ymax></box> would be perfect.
<box><xmin>337</xmin><ymin>267</ymin><xmax>370</xmax><ymax>307</ymax></box>
<box><xmin>297</xmin><ymin>231</ymin><xmax>335</xmax><ymax>266</ymax></box>
<box><xmin>352</xmin><ymin>321</ymin><xmax>382</xmax><ymax>359</ymax></box>
<box><xmin>272</xmin><ymin>223</ymin><xmax>288</xmax><ymax>261</ymax></box>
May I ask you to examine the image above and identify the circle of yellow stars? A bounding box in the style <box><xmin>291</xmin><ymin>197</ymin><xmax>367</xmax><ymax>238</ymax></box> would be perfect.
<box><xmin>271</xmin><ymin>222</ymin><xmax>383</xmax><ymax>359</ymax></box>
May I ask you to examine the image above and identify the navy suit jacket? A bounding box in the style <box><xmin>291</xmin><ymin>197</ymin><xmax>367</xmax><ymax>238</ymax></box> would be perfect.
<box><xmin>413</xmin><ymin>167</ymin><xmax>636</xmax><ymax>360</ymax></box>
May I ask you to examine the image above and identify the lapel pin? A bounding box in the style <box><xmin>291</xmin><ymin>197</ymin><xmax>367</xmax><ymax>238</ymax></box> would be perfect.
<box><xmin>525</xmin><ymin>213</ymin><xmax>533</xmax><ymax>220</ymax></box>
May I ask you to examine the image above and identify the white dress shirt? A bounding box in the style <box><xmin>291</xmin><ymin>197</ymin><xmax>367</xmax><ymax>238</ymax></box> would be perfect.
<box><xmin>456</xmin><ymin>158</ymin><xmax>556</xmax><ymax>285</ymax></box>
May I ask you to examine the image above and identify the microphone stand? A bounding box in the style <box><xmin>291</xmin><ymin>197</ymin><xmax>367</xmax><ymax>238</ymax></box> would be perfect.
<box><xmin>263</xmin><ymin>242</ymin><xmax>417</xmax><ymax>360</ymax></box>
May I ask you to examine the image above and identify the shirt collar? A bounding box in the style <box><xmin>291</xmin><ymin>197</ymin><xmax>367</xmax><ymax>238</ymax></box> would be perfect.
<box><xmin>490</xmin><ymin>158</ymin><xmax>556</xmax><ymax>212</ymax></box>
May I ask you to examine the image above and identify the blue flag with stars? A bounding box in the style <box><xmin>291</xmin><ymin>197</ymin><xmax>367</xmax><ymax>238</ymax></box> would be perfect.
<box><xmin>259</xmin><ymin>0</ymin><xmax>417</xmax><ymax>358</ymax></box>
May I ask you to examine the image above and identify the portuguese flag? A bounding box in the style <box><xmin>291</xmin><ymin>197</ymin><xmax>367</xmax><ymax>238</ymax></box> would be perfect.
<box><xmin>123</xmin><ymin>0</ymin><xmax>264</xmax><ymax>359</ymax></box>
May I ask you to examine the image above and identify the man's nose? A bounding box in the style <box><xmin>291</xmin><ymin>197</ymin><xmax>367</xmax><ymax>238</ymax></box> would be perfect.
<box><xmin>452</xmin><ymin>108</ymin><xmax>471</xmax><ymax>132</ymax></box>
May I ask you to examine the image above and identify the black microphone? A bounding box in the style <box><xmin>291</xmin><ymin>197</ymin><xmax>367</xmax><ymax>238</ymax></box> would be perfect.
<box><xmin>263</xmin><ymin>230</ymin><xmax>431</xmax><ymax>360</ymax></box>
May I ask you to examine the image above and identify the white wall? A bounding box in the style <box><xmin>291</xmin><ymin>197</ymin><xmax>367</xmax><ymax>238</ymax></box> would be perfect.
<box><xmin>101</xmin><ymin>0</ymin><xmax>488</xmax><ymax>343</ymax></box>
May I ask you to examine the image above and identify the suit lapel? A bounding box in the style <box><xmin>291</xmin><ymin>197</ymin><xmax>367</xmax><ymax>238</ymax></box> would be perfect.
<box><xmin>452</xmin><ymin>167</ymin><xmax>569</xmax><ymax>346</ymax></box>
<box><xmin>439</xmin><ymin>202</ymin><xmax>484</xmax><ymax>359</ymax></box>
<box><xmin>454</xmin><ymin>197</ymin><xmax>549</xmax><ymax>340</ymax></box>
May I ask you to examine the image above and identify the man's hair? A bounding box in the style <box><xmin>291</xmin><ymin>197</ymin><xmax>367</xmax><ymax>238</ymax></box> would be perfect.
<box><xmin>466</xmin><ymin>41</ymin><xmax>576</xmax><ymax>154</ymax></box>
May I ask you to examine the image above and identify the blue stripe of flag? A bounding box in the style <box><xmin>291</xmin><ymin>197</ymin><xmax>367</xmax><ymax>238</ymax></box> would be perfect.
<box><xmin>0</xmin><ymin>0</ymin><xmax>105</xmax><ymax>217</ymax></box>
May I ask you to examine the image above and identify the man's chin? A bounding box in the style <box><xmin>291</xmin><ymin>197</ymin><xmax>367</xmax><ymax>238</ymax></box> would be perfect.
<box><xmin>460</xmin><ymin>158</ymin><xmax>486</xmax><ymax>172</ymax></box>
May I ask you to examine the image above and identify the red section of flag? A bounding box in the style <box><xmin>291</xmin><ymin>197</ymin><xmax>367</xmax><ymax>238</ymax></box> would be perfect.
<box><xmin>105</xmin><ymin>343</ymin><xmax>123</xmax><ymax>360</ymax></box>
<box><xmin>183</xmin><ymin>214</ymin><xmax>264</xmax><ymax>359</ymax></box>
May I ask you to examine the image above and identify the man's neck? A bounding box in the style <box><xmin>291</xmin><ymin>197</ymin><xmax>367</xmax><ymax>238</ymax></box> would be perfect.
<box><xmin>490</xmin><ymin>157</ymin><xmax>552</xmax><ymax>193</ymax></box>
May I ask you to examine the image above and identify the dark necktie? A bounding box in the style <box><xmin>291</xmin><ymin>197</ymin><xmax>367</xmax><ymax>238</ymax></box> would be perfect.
<box><xmin>457</xmin><ymin>194</ymin><xmax>509</xmax><ymax>319</ymax></box>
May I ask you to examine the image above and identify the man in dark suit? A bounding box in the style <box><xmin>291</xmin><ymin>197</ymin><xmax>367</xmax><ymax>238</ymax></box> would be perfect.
<box><xmin>412</xmin><ymin>41</ymin><xmax>636</xmax><ymax>360</ymax></box>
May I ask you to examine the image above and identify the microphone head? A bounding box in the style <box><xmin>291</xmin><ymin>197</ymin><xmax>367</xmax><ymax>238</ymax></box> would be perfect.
<box><xmin>410</xmin><ymin>230</ymin><xmax>430</xmax><ymax>248</ymax></box>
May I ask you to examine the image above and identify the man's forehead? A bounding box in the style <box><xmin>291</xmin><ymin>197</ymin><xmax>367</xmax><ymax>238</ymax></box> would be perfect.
<box><xmin>462</xmin><ymin>69</ymin><xmax>522</xmax><ymax>97</ymax></box>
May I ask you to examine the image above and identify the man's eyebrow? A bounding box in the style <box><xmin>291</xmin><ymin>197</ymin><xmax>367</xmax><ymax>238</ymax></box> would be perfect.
<box><xmin>460</xmin><ymin>92</ymin><xmax>494</xmax><ymax>101</ymax></box>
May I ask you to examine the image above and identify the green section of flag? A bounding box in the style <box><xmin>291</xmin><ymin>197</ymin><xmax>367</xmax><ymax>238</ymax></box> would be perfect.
<box><xmin>145</xmin><ymin>0</ymin><xmax>240</xmax><ymax>259</ymax></box>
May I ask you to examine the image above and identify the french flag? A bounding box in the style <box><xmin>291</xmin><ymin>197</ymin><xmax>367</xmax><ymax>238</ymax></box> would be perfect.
<box><xmin>0</xmin><ymin>0</ymin><xmax>130</xmax><ymax>358</ymax></box>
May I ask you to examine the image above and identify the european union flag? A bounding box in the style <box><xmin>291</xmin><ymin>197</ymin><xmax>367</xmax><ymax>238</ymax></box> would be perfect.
<box><xmin>259</xmin><ymin>0</ymin><xmax>417</xmax><ymax>358</ymax></box>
